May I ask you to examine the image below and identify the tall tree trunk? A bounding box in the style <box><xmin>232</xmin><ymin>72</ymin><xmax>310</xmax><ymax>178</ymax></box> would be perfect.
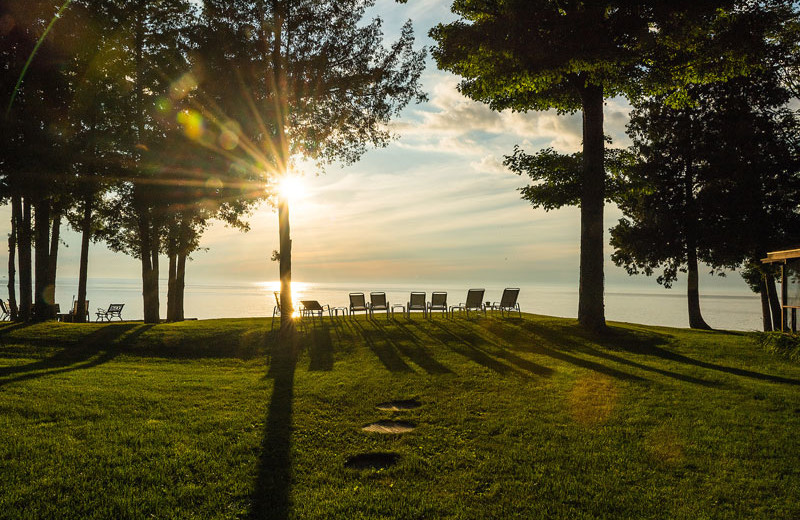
<box><xmin>33</xmin><ymin>198</ymin><xmax>51</xmax><ymax>321</ymax></box>
<box><xmin>18</xmin><ymin>198</ymin><xmax>32</xmax><ymax>321</ymax></box>
<box><xmin>166</xmin><ymin>251</ymin><xmax>177</xmax><ymax>322</ymax></box>
<box><xmin>76</xmin><ymin>196</ymin><xmax>92</xmax><ymax>323</ymax></box>
<box><xmin>45</xmin><ymin>208</ymin><xmax>61</xmax><ymax>317</ymax></box>
<box><xmin>686</xmin><ymin>246</ymin><xmax>710</xmax><ymax>329</ymax></box>
<box><xmin>8</xmin><ymin>194</ymin><xmax>20</xmax><ymax>320</ymax></box>
<box><xmin>278</xmin><ymin>198</ymin><xmax>292</xmax><ymax>329</ymax></box>
<box><xmin>683</xmin><ymin>163</ymin><xmax>710</xmax><ymax>330</ymax></box>
<box><xmin>138</xmin><ymin>212</ymin><xmax>160</xmax><ymax>324</ymax></box>
<box><xmin>765</xmin><ymin>275</ymin><xmax>782</xmax><ymax>331</ymax></box>
<box><xmin>577</xmin><ymin>82</ymin><xmax>606</xmax><ymax>332</ymax></box>
<box><xmin>176</xmin><ymin>252</ymin><xmax>186</xmax><ymax>321</ymax></box>
<box><xmin>758</xmin><ymin>275</ymin><xmax>772</xmax><ymax>332</ymax></box>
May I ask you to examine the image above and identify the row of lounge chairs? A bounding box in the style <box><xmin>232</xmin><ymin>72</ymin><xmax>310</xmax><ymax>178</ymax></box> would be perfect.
<box><xmin>348</xmin><ymin>288</ymin><xmax>521</xmax><ymax>319</ymax></box>
<box><xmin>272</xmin><ymin>289</ymin><xmax>521</xmax><ymax>327</ymax></box>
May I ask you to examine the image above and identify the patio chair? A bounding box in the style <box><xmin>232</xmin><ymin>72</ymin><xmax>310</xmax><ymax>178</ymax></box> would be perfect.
<box><xmin>369</xmin><ymin>292</ymin><xmax>390</xmax><ymax>319</ymax></box>
<box><xmin>0</xmin><ymin>300</ymin><xmax>9</xmax><ymax>321</ymax></box>
<box><xmin>271</xmin><ymin>291</ymin><xmax>282</xmax><ymax>330</ymax></box>
<box><xmin>407</xmin><ymin>292</ymin><xmax>427</xmax><ymax>318</ymax></box>
<box><xmin>490</xmin><ymin>288</ymin><xmax>522</xmax><ymax>318</ymax></box>
<box><xmin>349</xmin><ymin>292</ymin><xmax>369</xmax><ymax>318</ymax></box>
<box><xmin>427</xmin><ymin>292</ymin><xmax>448</xmax><ymax>318</ymax></box>
<box><xmin>300</xmin><ymin>300</ymin><xmax>329</xmax><ymax>325</ymax></box>
<box><xmin>450</xmin><ymin>289</ymin><xmax>486</xmax><ymax>318</ymax></box>
<box><xmin>96</xmin><ymin>303</ymin><xmax>124</xmax><ymax>322</ymax></box>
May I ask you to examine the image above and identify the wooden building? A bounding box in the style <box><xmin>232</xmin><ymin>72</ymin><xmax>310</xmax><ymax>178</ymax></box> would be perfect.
<box><xmin>762</xmin><ymin>248</ymin><xmax>800</xmax><ymax>332</ymax></box>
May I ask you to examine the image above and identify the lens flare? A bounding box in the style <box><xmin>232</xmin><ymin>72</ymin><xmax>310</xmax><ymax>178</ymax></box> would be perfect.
<box><xmin>277</xmin><ymin>175</ymin><xmax>306</xmax><ymax>202</ymax></box>
<box><xmin>177</xmin><ymin>109</ymin><xmax>204</xmax><ymax>140</ymax></box>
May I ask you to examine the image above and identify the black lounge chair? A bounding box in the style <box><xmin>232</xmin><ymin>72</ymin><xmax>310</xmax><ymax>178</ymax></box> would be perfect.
<box><xmin>0</xmin><ymin>300</ymin><xmax>9</xmax><ymax>321</ymax></box>
<box><xmin>407</xmin><ymin>292</ymin><xmax>427</xmax><ymax>318</ymax></box>
<box><xmin>369</xmin><ymin>292</ymin><xmax>390</xmax><ymax>319</ymax></box>
<box><xmin>490</xmin><ymin>288</ymin><xmax>522</xmax><ymax>318</ymax></box>
<box><xmin>450</xmin><ymin>289</ymin><xmax>486</xmax><ymax>318</ymax></box>
<box><xmin>300</xmin><ymin>300</ymin><xmax>329</xmax><ymax>325</ymax></box>
<box><xmin>427</xmin><ymin>292</ymin><xmax>448</xmax><ymax>318</ymax></box>
<box><xmin>96</xmin><ymin>303</ymin><xmax>124</xmax><ymax>322</ymax></box>
<box><xmin>349</xmin><ymin>293</ymin><xmax>369</xmax><ymax>318</ymax></box>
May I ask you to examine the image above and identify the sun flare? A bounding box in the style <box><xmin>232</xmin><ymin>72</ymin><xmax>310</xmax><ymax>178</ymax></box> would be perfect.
<box><xmin>277</xmin><ymin>175</ymin><xmax>306</xmax><ymax>202</ymax></box>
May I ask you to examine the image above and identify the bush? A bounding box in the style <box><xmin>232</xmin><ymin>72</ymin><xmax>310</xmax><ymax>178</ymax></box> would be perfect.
<box><xmin>753</xmin><ymin>331</ymin><xmax>800</xmax><ymax>361</ymax></box>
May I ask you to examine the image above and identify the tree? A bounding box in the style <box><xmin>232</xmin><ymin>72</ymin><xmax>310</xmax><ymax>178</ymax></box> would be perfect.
<box><xmin>431</xmin><ymin>0</ymin><xmax>783</xmax><ymax>331</ymax></box>
<box><xmin>0</xmin><ymin>0</ymin><xmax>73</xmax><ymax>321</ymax></box>
<box><xmin>197</xmin><ymin>0</ymin><xmax>426</xmax><ymax>333</ymax></box>
<box><xmin>611</xmin><ymin>73</ymin><xmax>800</xmax><ymax>329</ymax></box>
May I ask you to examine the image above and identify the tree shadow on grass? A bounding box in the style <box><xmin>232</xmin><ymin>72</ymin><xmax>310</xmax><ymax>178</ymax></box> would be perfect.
<box><xmin>513</xmin><ymin>322</ymin><xmax>716</xmax><ymax>387</ymax></box>
<box><xmin>373</xmin><ymin>320</ymin><xmax>452</xmax><ymax>375</ymax></box>
<box><xmin>0</xmin><ymin>323</ymin><xmax>151</xmax><ymax>388</ymax></box>
<box><xmin>421</xmin><ymin>320</ymin><xmax>517</xmax><ymax>376</ymax></box>
<box><xmin>249</xmin><ymin>337</ymin><xmax>297</xmax><ymax>520</ymax></box>
<box><xmin>522</xmin><ymin>321</ymin><xmax>800</xmax><ymax>386</ymax></box>
<box><xmin>303</xmin><ymin>326</ymin><xmax>334</xmax><ymax>371</ymax></box>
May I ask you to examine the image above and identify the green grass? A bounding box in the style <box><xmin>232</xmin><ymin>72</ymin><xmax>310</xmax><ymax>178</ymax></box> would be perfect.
<box><xmin>0</xmin><ymin>315</ymin><xmax>798</xmax><ymax>519</ymax></box>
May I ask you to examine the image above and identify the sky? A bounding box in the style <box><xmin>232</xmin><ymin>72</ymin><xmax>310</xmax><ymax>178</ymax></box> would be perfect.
<box><xmin>0</xmin><ymin>0</ymin><xmax>753</xmax><ymax>296</ymax></box>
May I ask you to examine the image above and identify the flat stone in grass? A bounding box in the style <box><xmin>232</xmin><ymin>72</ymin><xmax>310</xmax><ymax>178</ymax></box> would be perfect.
<box><xmin>362</xmin><ymin>420</ymin><xmax>415</xmax><ymax>434</ymax></box>
<box><xmin>344</xmin><ymin>452</ymin><xmax>400</xmax><ymax>470</ymax></box>
<box><xmin>375</xmin><ymin>399</ymin><xmax>421</xmax><ymax>412</ymax></box>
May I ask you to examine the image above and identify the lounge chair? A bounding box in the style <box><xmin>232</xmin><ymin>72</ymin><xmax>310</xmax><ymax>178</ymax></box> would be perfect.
<box><xmin>0</xmin><ymin>300</ymin><xmax>9</xmax><ymax>321</ymax></box>
<box><xmin>271</xmin><ymin>291</ymin><xmax>282</xmax><ymax>330</ymax></box>
<box><xmin>450</xmin><ymin>289</ymin><xmax>486</xmax><ymax>318</ymax></box>
<box><xmin>349</xmin><ymin>292</ymin><xmax>369</xmax><ymax>318</ymax></box>
<box><xmin>407</xmin><ymin>292</ymin><xmax>427</xmax><ymax>318</ymax></box>
<box><xmin>490</xmin><ymin>288</ymin><xmax>522</xmax><ymax>318</ymax></box>
<box><xmin>300</xmin><ymin>300</ymin><xmax>329</xmax><ymax>325</ymax></box>
<box><xmin>369</xmin><ymin>292</ymin><xmax>390</xmax><ymax>319</ymax></box>
<box><xmin>427</xmin><ymin>292</ymin><xmax>448</xmax><ymax>318</ymax></box>
<box><xmin>96</xmin><ymin>303</ymin><xmax>124</xmax><ymax>322</ymax></box>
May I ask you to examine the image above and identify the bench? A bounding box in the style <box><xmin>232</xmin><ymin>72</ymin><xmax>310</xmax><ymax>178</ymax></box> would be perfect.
<box><xmin>96</xmin><ymin>304</ymin><xmax>124</xmax><ymax>322</ymax></box>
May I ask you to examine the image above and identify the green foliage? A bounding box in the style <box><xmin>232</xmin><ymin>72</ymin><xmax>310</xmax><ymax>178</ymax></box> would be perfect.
<box><xmin>754</xmin><ymin>331</ymin><xmax>800</xmax><ymax>361</ymax></box>
<box><xmin>611</xmin><ymin>71</ymin><xmax>800</xmax><ymax>288</ymax></box>
<box><xmin>505</xmin><ymin>144</ymin><xmax>636</xmax><ymax>211</ymax></box>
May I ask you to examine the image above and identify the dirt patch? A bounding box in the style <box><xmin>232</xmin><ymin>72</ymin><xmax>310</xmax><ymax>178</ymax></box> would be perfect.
<box><xmin>362</xmin><ymin>420</ymin><xmax>415</xmax><ymax>434</ymax></box>
<box><xmin>344</xmin><ymin>452</ymin><xmax>400</xmax><ymax>470</ymax></box>
<box><xmin>375</xmin><ymin>399</ymin><xmax>421</xmax><ymax>411</ymax></box>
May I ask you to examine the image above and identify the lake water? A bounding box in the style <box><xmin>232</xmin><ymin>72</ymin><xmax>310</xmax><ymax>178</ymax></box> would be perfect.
<box><xmin>47</xmin><ymin>278</ymin><xmax>764</xmax><ymax>331</ymax></box>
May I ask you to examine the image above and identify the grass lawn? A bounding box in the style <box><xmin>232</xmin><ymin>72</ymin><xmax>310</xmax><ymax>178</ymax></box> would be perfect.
<box><xmin>0</xmin><ymin>314</ymin><xmax>798</xmax><ymax>519</ymax></box>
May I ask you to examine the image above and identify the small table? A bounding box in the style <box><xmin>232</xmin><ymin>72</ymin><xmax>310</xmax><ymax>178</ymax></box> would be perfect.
<box><xmin>391</xmin><ymin>304</ymin><xmax>406</xmax><ymax>317</ymax></box>
<box><xmin>329</xmin><ymin>306</ymin><xmax>349</xmax><ymax>317</ymax></box>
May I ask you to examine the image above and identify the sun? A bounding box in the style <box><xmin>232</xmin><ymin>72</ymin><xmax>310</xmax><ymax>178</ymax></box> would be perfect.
<box><xmin>277</xmin><ymin>175</ymin><xmax>306</xmax><ymax>202</ymax></box>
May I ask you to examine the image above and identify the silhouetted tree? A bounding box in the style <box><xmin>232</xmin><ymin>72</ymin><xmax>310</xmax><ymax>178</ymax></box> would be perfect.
<box><xmin>431</xmin><ymin>0</ymin><xmax>788</xmax><ymax>331</ymax></box>
<box><xmin>197</xmin><ymin>0</ymin><xmax>426</xmax><ymax>332</ymax></box>
<box><xmin>611</xmin><ymin>73</ymin><xmax>800</xmax><ymax>329</ymax></box>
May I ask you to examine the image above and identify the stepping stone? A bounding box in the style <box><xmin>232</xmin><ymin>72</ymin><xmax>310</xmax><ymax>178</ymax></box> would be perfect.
<box><xmin>375</xmin><ymin>399</ymin><xmax>421</xmax><ymax>412</ymax></box>
<box><xmin>344</xmin><ymin>452</ymin><xmax>400</xmax><ymax>470</ymax></box>
<box><xmin>362</xmin><ymin>420</ymin><xmax>415</xmax><ymax>434</ymax></box>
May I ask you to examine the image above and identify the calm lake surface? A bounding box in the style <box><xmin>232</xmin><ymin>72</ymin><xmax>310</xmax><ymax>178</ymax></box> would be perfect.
<box><xmin>50</xmin><ymin>278</ymin><xmax>763</xmax><ymax>331</ymax></box>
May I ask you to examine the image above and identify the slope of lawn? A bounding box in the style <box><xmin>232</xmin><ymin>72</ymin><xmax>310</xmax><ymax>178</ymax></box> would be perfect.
<box><xmin>0</xmin><ymin>314</ymin><xmax>798</xmax><ymax>519</ymax></box>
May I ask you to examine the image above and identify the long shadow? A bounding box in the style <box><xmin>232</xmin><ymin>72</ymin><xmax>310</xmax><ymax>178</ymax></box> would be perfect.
<box><xmin>352</xmin><ymin>320</ymin><xmax>413</xmax><ymax>373</ymax></box>
<box><xmin>249</xmin><ymin>340</ymin><xmax>297</xmax><ymax>520</ymax></box>
<box><xmin>0</xmin><ymin>323</ymin><xmax>146</xmax><ymax>388</ymax></box>
<box><xmin>523</xmin><ymin>323</ymin><xmax>717</xmax><ymax>387</ymax></box>
<box><xmin>525</xmin><ymin>321</ymin><xmax>800</xmax><ymax>386</ymax></box>
<box><xmin>423</xmin><ymin>320</ymin><xmax>516</xmax><ymax>375</ymax></box>
<box><xmin>374</xmin><ymin>320</ymin><xmax>452</xmax><ymax>375</ymax></box>
<box><xmin>440</xmin><ymin>320</ymin><xmax>555</xmax><ymax>377</ymax></box>
<box><xmin>305</xmin><ymin>326</ymin><xmax>334</xmax><ymax>371</ymax></box>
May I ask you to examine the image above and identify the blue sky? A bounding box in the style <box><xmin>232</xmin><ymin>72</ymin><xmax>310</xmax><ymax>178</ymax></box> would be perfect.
<box><xmin>0</xmin><ymin>0</ymin><xmax>751</xmax><ymax>296</ymax></box>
